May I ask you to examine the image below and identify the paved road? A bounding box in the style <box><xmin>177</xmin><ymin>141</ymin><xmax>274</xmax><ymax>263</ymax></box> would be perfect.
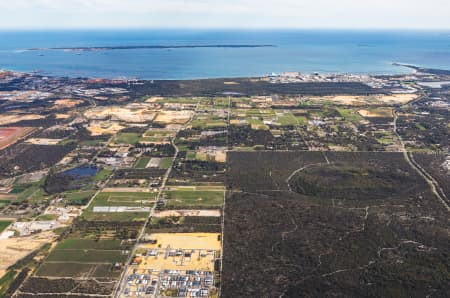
<box><xmin>393</xmin><ymin>109</ymin><xmax>449</xmax><ymax>212</ymax></box>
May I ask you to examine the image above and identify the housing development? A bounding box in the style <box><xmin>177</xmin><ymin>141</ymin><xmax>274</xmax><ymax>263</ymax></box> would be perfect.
<box><xmin>0</xmin><ymin>66</ymin><xmax>449</xmax><ymax>297</ymax></box>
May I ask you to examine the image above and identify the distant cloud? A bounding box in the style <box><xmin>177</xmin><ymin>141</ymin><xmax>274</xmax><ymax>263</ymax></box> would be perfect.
<box><xmin>0</xmin><ymin>0</ymin><xmax>449</xmax><ymax>29</ymax></box>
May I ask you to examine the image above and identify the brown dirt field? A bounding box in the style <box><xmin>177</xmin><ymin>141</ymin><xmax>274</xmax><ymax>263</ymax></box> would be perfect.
<box><xmin>378</xmin><ymin>93</ymin><xmax>418</xmax><ymax>104</ymax></box>
<box><xmin>145</xmin><ymin>96</ymin><xmax>164</xmax><ymax>102</ymax></box>
<box><xmin>52</xmin><ymin>99</ymin><xmax>83</xmax><ymax>109</ymax></box>
<box><xmin>25</xmin><ymin>138</ymin><xmax>62</xmax><ymax>145</ymax></box>
<box><xmin>54</xmin><ymin>113</ymin><xmax>71</xmax><ymax>119</ymax></box>
<box><xmin>0</xmin><ymin>127</ymin><xmax>35</xmax><ymax>150</ymax></box>
<box><xmin>84</xmin><ymin>106</ymin><xmax>156</xmax><ymax>123</ymax></box>
<box><xmin>358</xmin><ymin>108</ymin><xmax>393</xmax><ymax>118</ymax></box>
<box><xmin>86</xmin><ymin>121</ymin><xmax>125</xmax><ymax>136</ymax></box>
<box><xmin>0</xmin><ymin>114</ymin><xmax>44</xmax><ymax>126</ymax></box>
<box><xmin>154</xmin><ymin>111</ymin><xmax>194</xmax><ymax>124</ymax></box>
<box><xmin>322</xmin><ymin>93</ymin><xmax>418</xmax><ymax>106</ymax></box>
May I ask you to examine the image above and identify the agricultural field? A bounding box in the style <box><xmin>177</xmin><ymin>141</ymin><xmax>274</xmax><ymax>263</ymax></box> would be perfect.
<box><xmin>111</xmin><ymin>132</ymin><xmax>142</xmax><ymax>145</ymax></box>
<box><xmin>162</xmin><ymin>189</ymin><xmax>224</xmax><ymax>209</ymax></box>
<box><xmin>134</xmin><ymin>156</ymin><xmax>151</xmax><ymax>168</ymax></box>
<box><xmin>81</xmin><ymin>191</ymin><xmax>156</xmax><ymax>221</ymax></box>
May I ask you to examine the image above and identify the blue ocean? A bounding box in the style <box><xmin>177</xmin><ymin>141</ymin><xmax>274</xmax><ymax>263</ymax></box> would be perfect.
<box><xmin>0</xmin><ymin>30</ymin><xmax>449</xmax><ymax>79</ymax></box>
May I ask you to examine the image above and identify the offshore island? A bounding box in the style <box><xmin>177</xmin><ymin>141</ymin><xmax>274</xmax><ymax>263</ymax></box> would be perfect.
<box><xmin>27</xmin><ymin>44</ymin><xmax>275</xmax><ymax>52</ymax></box>
<box><xmin>0</xmin><ymin>66</ymin><xmax>449</xmax><ymax>297</ymax></box>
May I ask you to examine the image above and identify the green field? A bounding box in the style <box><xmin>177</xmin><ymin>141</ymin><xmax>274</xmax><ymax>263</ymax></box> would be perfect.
<box><xmin>0</xmin><ymin>270</ymin><xmax>17</xmax><ymax>296</ymax></box>
<box><xmin>63</xmin><ymin>190</ymin><xmax>96</xmax><ymax>205</ymax></box>
<box><xmin>81</xmin><ymin>211</ymin><xmax>149</xmax><ymax>222</ymax></box>
<box><xmin>36</xmin><ymin>262</ymin><xmax>118</xmax><ymax>278</ymax></box>
<box><xmin>36</xmin><ymin>214</ymin><xmax>58</xmax><ymax>221</ymax></box>
<box><xmin>93</xmin><ymin>168</ymin><xmax>113</xmax><ymax>181</ymax></box>
<box><xmin>186</xmin><ymin>151</ymin><xmax>197</xmax><ymax>160</ymax></box>
<box><xmin>112</xmin><ymin>132</ymin><xmax>141</xmax><ymax>144</ymax></box>
<box><xmin>337</xmin><ymin>108</ymin><xmax>364</xmax><ymax>123</ymax></box>
<box><xmin>159</xmin><ymin>157</ymin><xmax>174</xmax><ymax>169</ymax></box>
<box><xmin>0</xmin><ymin>220</ymin><xmax>12</xmax><ymax>233</ymax></box>
<box><xmin>56</xmin><ymin>238</ymin><xmax>129</xmax><ymax>250</ymax></box>
<box><xmin>143</xmin><ymin>130</ymin><xmax>176</xmax><ymax>137</ymax></box>
<box><xmin>163</xmin><ymin>190</ymin><xmax>224</xmax><ymax>208</ymax></box>
<box><xmin>134</xmin><ymin>157</ymin><xmax>150</xmax><ymax>169</ymax></box>
<box><xmin>276</xmin><ymin>112</ymin><xmax>308</xmax><ymax>126</ymax></box>
<box><xmin>36</xmin><ymin>236</ymin><xmax>132</xmax><ymax>278</ymax></box>
<box><xmin>46</xmin><ymin>249</ymin><xmax>127</xmax><ymax>263</ymax></box>
<box><xmin>89</xmin><ymin>191</ymin><xmax>157</xmax><ymax>208</ymax></box>
<box><xmin>81</xmin><ymin>191</ymin><xmax>155</xmax><ymax>221</ymax></box>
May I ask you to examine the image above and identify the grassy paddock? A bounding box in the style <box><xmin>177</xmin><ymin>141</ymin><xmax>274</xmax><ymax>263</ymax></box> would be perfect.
<box><xmin>163</xmin><ymin>190</ymin><xmax>224</xmax><ymax>208</ymax></box>
<box><xmin>0</xmin><ymin>220</ymin><xmax>12</xmax><ymax>233</ymax></box>
<box><xmin>46</xmin><ymin>249</ymin><xmax>127</xmax><ymax>263</ymax></box>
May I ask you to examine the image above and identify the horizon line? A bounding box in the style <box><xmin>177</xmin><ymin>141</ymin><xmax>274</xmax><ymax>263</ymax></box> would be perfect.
<box><xmin>0</xmin><ymin>27</ymin><xmax>450</xmax><ymax>32</ymax></box>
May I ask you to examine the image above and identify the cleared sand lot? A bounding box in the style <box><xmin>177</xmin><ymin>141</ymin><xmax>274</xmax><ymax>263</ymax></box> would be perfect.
<box><xmin>84</xmin><ymin>105</ymin><xmax>156</xmax><ymax>123</ymax></box>
<box><xmin>154</xmin><ymin>110</ymin><xmax>194</xmax><ymax>124</ymax></box>
<box><xmin>86</xmin><ymin>120</ymin><xmax>125</xmax><ymax>136</ymax></box>
<box><xmin>321</xmin><ymin>93</ymin><xmax>418</xmax><ymax>106</ymax></box>
<box><xmin>52</xmin><ymin>99</ymin><xmax>83</xmax><ymax>109</ymax></box>
<box><xmin>26</xmin><ymin>138</ymin><xmax>62</xmax><ymax>145</ymax></box>
<box><xmin>142</xmin><ymin>233</ymin><xmax>220</xmax><ymax>252</ymax></box>
<box><xmin>0</xmin><ymin>114</ymin><xmax>44</xmax><ymax>126</ymax></box>
<box><xmin>0</xmin><ymin>231</ymin><xmax>56</xmax><ymax>278</ymax></box>
<box><xmin>0</xmin><ymin>127</ymin><xmax>35</xmax><ymax>150</ymax></box>
<box><xmin>358</xmin><ymin>107</ymin><xmax>393</xmax><ymax>118</ymax></box>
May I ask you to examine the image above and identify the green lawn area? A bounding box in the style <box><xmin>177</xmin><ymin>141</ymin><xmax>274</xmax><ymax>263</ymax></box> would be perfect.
<box><xmin>337</xmin><ymin>108</ymin><xmax>363</xmax><ymax>123</ymax></box>
<box><xmin>81</xmin><ymin>211</ymin><xmax>149</xmax><ymax>222</ymax></box>
<box><xmin>186</xmin><ymin>151</ymin><xmax>197</xmax><ymax>160</ymax></box>
<box><xmin>88</xmin><ymin>191</ymin><xmax>157</xmax><ymax>208</ymax></box>
<box><xmin>163</xmin><ymin>190</ymin><xmax>224</xmax><ymax>208</ymax></box>
<box><xmin>246</xmin><ymin>117</ymin><xmax>263</xmax><ymax>126</ymax></box>
<box><xmin>0</xmin><ymin>220</ymin><xmax>12</xmax><ymax>233</ymax></box>
<box><xmin>134</xmin><ymin>157</ymin><xmax>150</xmax><ymax>169</ymax></box>
<box><xmin>56</xmin><ymin>238</ymin><xmax>129</xmax><ymax>250</ymax></box>
<box><xmin>64</xmin><ymin>190</ymin><xmax>96</xmax><ymax>205</ymax></box>
<box><xmin>0</xmin><ymin>199</ymin><xmax>11</xmax><ymax>208</ymax></box>
<box><xmin>276</xmin><ymin>112</ymin><xmax>307</xmax><ymax>126</ymax></box>
<box><xmin>36</xmin><ymin>214</ymin><xmax>58</xmax><ymax>221</ymax></box>
<box><xmin>112</xmin><ymin>132</ymin><xmax>141</xmax><ymax>144</ymax></box>
<box><xmin>376</xmin><ymin>132</ymin><xmax>397</xmax><ymax>145</ymax></box>
<box><xmin>46</xmin><ymin>249</ymin><xmax>128</xmax><ymax>263</ymax></box>
<box><xmin>93</xmin><ymin>168</ymin><xmax>113</xmax><ymax>181</ymax></box>
<box><xmin>16</xmin><ymin>185</ymin><xmax>38</xmax><ymax>201</ymax></box>
<box><xmin>159</xmin><ymin>157</ymin><xmax>174</xmax><ymax>169</ymax></box>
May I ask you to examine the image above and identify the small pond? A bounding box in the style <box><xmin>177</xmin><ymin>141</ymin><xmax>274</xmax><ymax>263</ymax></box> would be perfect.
<box><xmin>63</xmin><ymin>166</ymin><xmax>98</xmax><ymax>178</ymax></box>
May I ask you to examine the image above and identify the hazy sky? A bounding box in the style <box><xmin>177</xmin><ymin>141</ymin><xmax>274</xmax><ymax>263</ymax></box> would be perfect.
<box><xmin>0</xmin><ymin>0</ymin><xmax>449</xmax><ymax>29</ymax></box>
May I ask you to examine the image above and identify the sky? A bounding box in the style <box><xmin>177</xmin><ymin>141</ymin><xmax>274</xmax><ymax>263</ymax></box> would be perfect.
<box><xmin>0</xmin><ymin>0</ymin><xmax>449</xmax><ymax>30</ymax></box>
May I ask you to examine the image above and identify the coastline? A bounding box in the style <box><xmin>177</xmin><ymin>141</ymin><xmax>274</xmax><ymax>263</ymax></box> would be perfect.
<box><xmin>0</xmin><ymin>64</ymin><xmax>419</xmax><ymax>82</ymax></box>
